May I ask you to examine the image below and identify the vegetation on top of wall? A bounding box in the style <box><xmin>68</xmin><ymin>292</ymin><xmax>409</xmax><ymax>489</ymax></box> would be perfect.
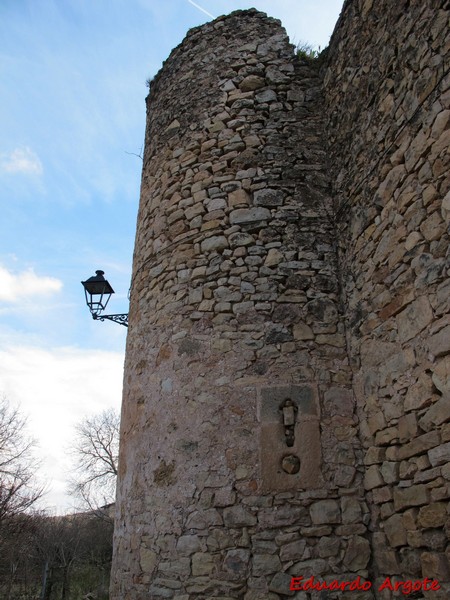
<box><xmin>296</xmin><ymin>41</ymin><xmax>321</xmax><ymax>60</ymax></box>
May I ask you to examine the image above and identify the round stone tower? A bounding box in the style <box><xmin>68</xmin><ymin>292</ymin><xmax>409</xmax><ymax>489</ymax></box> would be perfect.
<box><xmin>111</xmin><ymin>9</ymin><xmax>369</xmax><ymax>599</ymax></box>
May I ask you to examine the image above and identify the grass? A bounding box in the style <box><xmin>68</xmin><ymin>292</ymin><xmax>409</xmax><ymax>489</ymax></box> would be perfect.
<box><xmin>296</xmin><ymin>42</ymin><xmax>321</xmax><ymax>61</ymax></box>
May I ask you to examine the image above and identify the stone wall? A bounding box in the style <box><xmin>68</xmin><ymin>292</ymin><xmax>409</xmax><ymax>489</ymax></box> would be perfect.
<box><xmin>111</xmin><ymin>8</ymin><xmax>370</xmax><ymax>600</ymax></box>
<box><xmin>324</xmin><ymin>0</ymin><xmax>450</xmax><ymax>596</ymax></box>
<box><xmin>111</xmin><ymin>1</ymin><xmax>450</xmax><ymax>599</ymax></box>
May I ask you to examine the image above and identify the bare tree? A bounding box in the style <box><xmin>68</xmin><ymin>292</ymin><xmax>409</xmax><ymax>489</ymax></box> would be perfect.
<box><xmin>69</xmin><ymin>408</ymin><xmax>119</xmax><ymax>513</ymax></box>
<box><xmin>0</xmin><ymin>397</ymin><xmax>43</xmax><ymax>526</ymax></box>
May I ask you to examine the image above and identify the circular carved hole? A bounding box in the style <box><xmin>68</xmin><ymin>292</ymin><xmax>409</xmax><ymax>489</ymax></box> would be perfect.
<box><xmin>281</xmin><ymin>454</ymin><xmax>300</xmax><ymax>474</ymax></box>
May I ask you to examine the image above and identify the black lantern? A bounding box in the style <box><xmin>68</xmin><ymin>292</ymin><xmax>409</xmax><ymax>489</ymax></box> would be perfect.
<box><xmin>81</xmin><ymin>270</ymin><xmax>128</xmax><ymax>327</ymax></box>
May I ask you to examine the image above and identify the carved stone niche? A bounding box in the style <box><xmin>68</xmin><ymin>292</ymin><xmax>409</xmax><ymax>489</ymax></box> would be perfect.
<box><xmin>258</xmin><ymin>384</ymin><xmax>323</xmax><ymax>491</ymax></box>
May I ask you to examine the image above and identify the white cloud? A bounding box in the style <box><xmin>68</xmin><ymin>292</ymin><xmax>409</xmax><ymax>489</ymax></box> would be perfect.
<box><xmin>0</xmin><ymin>344</ymin><xmax>124</xmax><ymax>513</ymax></box>
<box><xmin>0</xmin><ymin>265</ymin><xmax>62</xmax><ymax>303</ymax></box>
<box><xmin>1</xmin><ymin>146</ymin><xmax>43</xmax><ymax>176</ymax></box>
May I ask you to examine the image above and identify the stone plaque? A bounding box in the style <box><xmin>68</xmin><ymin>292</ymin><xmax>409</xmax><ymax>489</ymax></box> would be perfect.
<box><xmin>259</xmin><ymin>384</ymin><xmax>323</xmax><ymax>491</ymax></box>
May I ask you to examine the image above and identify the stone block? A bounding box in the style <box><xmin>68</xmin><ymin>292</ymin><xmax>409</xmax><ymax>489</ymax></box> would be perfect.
<box><xmin>252</xmin><ymin>554</ymin><xmax>281</xmax><ymax>576</ymax></box>
<box><xmin>364</xmin><ymin>465</ymin><xmax>384</xmax><ymax>490</ymax></box>
<box><xmin>228</xmin><ymin>188</ymin><xmax>250</xmax><ymax>207</ymax></box>
<box><xmin>223</xmin><ymin>505</ymin><xmax>257</xmax><ymax>527</ymax></box>
<box><xmin>421</xmin><ymin>552</ymin><xmax>450</xmax><ymax>580</ymax></box>
<box><xmin>372</xmin><ymin>533</ymin><xmax>400</xmax><ymax>574</ymax></box>
<box><xmin>341</xmin><ymin>496</ymin><xmax>362</xmax><ymax>523</ymax></box>
<box><xmin>380</xmin><ymin>461</ymin><xmax>399</xmax><ymax>484</ymax></box>
<box><xmin>393</xmin><ymin>484</ymin><xmax>429</xmax><ymax>510</ymax></box>
<box><xmin>229</xmin><ymin>231</ymin><xmax>254</xmax><ymax>247</ymax></box>
<box><xmin>310</xmin><ymin>499</ymin><xmax>340</xmax><ymax>524</ymax></box>
<box><xmin>317</xmin><ymin>536</ymin><xmax>341</xmax><ymax>557</ymax></box>
<box><xmin>428</xmin><ymin>442</ymin><xmax>450</xmax><ymax>467</ymax></box>
<box><xmin>192</xmin><ymin>552</ymin><xmax>215</xmax><ymax>576</ymax></box>
<box><xmin>229</xmin><ymin>207</ymin><xmax>271</xmax><ymax>225</ymax></box>
<box><xmin>292</xmin><ymin>322</ymin><xmax>314</xmax><ymax>340</ymax></box>
<box><xmin>200</xmin><ymin>235</ymin><xmax>228</xmax><ymax>253</ymax></box>
<box><xmin>383</xmin><ymin>514</ymin><xmax>407</xmax><ymax>547</ymax></box>
<box><xmin>405</xmin><ymin>374</ymin><xmax>435</xmax><ymax>411</ymax></box>
<box><xmin>399</xmin><ymin>413</ymin><xmax>419</xmax><ymax>443</ymax></box>
<box><xmin>398</xmin><ymin>430</ymin><xmax>440</xmax><ymax>460</ymax></box>
<box><xmin>323</xmin><ymin>387</ymin><xmax>354</xmax><ymax>417</ymax></box>
<box><xmin>343</xmin><ymin>535</ymin><xmax>371</xmax><ymax>570</ymax></box>
<box><xmin>396</xmin><ymin>296</ymin><xmax>433</xmax><ymax>342</ymax></box>
<box><xmin>239</xmin><ymin>75</ymin><xmax>265</xmax><ymax>91</ymax></box>
<box><xmin>176</xmin><ymin>535</ymin><xmax>202</xmax><ymax>556</ymax></box>
<box><xmin>279</xmin><ymin>539</ymin><xmax>306</xmax><ymax>562</ymax></box>
<box><xmin>417</xmin><ymin>503</ymin><xmax>447</xmax><ymax>528</ymax></box>
<box><xmin>372</xmin><ymin>486</ymin><xmax>393</xmax><ymax>504</ymax></box>
<box><xmin>268</xmin><ymin>572</ymin><xmax>295</xmax><ymax>596</ymax></box>
<box><xmin>259</xmin><ymin>506</ymin><xmax>307</xmax><ymax>528</ymax></box>
<box><xmin>288</xmin><ymin>559</ymin><xmax>328</xmax><ymax>576</ymax></box>
<box><xmin>432</xmin><ymin>356</ymin><xmax>450</xmax><ymax>394</ymax></box>
<box><xmin>428</xmin><ymin>325</ymin><xmax>450</xmax><ymax>357</ymax></box>
<box><xmin>364</xmin><ymin>447</ymin><xmax>386</xmax><ymax>465</ymax></box>
<box><xmin>265</xmin><ymin>248</ymin><xmax>283</xmax><ymax>266</ymax></box>
<box><xmin>140</xmin><ymin>547</ymin><xmax>157</xmax><ymax>574</ymax></box>
<box><xmin>419</xmin><ymin>396</ymin><xmax>450</xmax><ymax>431</ymax></box>
<box><xmin>223</xmin><ymin>549</ymin><xmax>250</xmax><ymax>578</ymax></box>
<box><xmin>254</xmin><ymin>188</ymin><xmax>284</xmax><ymax>207</ymax></box>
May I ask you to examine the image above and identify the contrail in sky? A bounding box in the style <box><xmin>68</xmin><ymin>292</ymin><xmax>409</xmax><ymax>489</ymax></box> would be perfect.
<box><xmin>187</xmin><ymin>0</ymin><xmax>215</xmax><ymax>19</ymax></box>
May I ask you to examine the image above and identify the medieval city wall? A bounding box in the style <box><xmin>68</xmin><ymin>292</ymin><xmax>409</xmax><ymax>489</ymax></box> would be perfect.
<box><xmin>324</xmin><ymin>0</ymin><xmax>450</xmax><ymax>595</ymax></box>
<box><xmin>111</xmin><ymin>1</ymin><xmax>450</xmax><ymax>598</ymax></box>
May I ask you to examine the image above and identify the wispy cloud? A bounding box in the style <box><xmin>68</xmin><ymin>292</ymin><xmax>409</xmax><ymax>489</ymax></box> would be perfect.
<box><xmin>1</xmin><ymin>147</ymin><xmax>43</xmax><ymax>176</ymax></box>
<box><xmin>187</xmin><ymin>0</ymin><xmax>215</xmax><ymax>19</ymax></box>
<box><xmin>0</xmin><ymin>264</ymin><xmax>62</xmax><ymax>303</ymax></box>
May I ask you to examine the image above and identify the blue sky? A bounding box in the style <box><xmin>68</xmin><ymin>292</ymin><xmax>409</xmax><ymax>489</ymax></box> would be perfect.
<box><xmin>0</xmin><ymin>0</ymin><xmax>344</xmax><ymax>512</ymax></box>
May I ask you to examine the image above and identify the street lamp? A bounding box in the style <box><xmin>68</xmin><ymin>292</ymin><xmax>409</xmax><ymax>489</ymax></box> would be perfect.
<box><xmin>81</xmin><ymin>270</ymin><xmax>128</xmax><ymax>327</ymax></box>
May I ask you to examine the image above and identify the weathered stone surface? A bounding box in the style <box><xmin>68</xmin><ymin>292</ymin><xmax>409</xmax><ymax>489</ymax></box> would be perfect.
<box><xmin>140</xmin><ymin>547</ymin><xmax>157</xmax><ymax>574</ymax></box>
<box><xmin>111</xmin><ymin>5</ymin><xmax>450</xmax><ymax>598</ymax></box>
<box><xmin>279</xmin><ymin>539</ymin><xmax>306</xmax><ymax>562</ymax></box>
<box><xmin>223</xmin><ymin>549</ymin><xmax>250</xmax><ymax>578</ymax></box>
<box><xmin>201</xmin><ymin>235</ymin><xmax>228</xmax><ymax>253</ymax></box>
<box><xmin>268</xmin><ymin>572</ymin><xmax>295</xmax><ymax>596</ymax></box>
<box><xmin>292</xmin><ymin>322</ymin><xmax>314</xmax><ymax>340</ymax></box>
<box><xmin>419</xmin><ymin>396</ymin><xmax>450</xmax><ymax>431</ymax></box>
<box><xmin>288</xmin><ymin>559</ymin><xmax>328</xmax><ymax>576</ymax></box>
<box><xmin>317</xmin><ymin>536</ymin><xmax>341</xmax><ymax>557</ymax></box>
<box><xmin>239</xmin><ymin>75</ymin><xmax>265</xmax><ymax>91</ymax></box>
<box><xmin>223</xmin><ymin>506</ymin><xmax>257</xmax><ymax>527</ymax></box>
<box><xmin>228</xmin><ymin>188</ymin><xmax>250</xmax><ymax>207</ymax></box>
<box><xmin>192</xmin><ymin>552</ymin><xmax>215</xmax><ymax>576</ymax></box>
<box><xmin>398</xmin><ymin>430</ymin><xmax>440</xmax><ymax>460</ymax></box>
<box><xmin>341</xmin><ymin>497</ymin><xmax>362</xmax><ymax>524</ymax></box>
<box><xmin>396</xmin><ymin>296</ymin><xmax>433</xmax><ymax>342</ymax></box>
<box><xmin>343</xmin><ymin>536</ymin><xmax>371</xmax><ymax>570</ymax></box>
<box><xmin>420</xmin><ymin>552</ymin><xmax>450</xmax><ymax>580</ymax></box>
<box><xmin>229</xmin><ymin>231</ymin><xmax>254</xmax><ymax>248</ymax></box>
<box><xmin>176</xmin><ymin>535</ymin><xmax>202</xmax><ymax>556</ymax></box>
<box><xmin>428</xmin><ymin>325</ymin><xmax>450</xmax><ymax>357</ymax></box>
<box><xmin>428</xmin><ymin>442</ymin><xmax>450</xmax><ymax>467</ymax></box>
<box><xmin>404</xmin><ymin>374</ymin><xmax>435</xmax><ymax>411</ymax></box>
<box><xmin>384</xmin><ymin>514</ymin><xmax>407</xmax><ymax>547</ymax></box>
<box><xmin>432</xmin><ymin>356</ymin><xmax>450</xmax><ymax>394</ymax></box>
<box><xmin>229</xmin><ymin>207</ymin><xmax>271</xmax><ymax>225</ymax></box>
<box><xmin>254</xmin><ymin>189</ymin><xmax>284</xmax><ymax>207</ymax></box>
<box><xmin>259</xmin><ymin>506</ymin><xmax>306</xmax><ymax>529</ymax></box>
<box><xmin>310</xmin><ymin>500</ymin><xmax>340</xmax><ymax>524</ymax></box>
<box><xmin>364</xmin><ymin>465</ymin><xmax>384</xmax><ymax>490</ymax></box>
<box><xmin>393</xmin><ymin>485</ymin><xmax>429</xmax><ymax>510</ymax></box>
<box><xmin>252</xmin><ymin>554</ymin><xmax>281</xmax><ymax>576</ymax></box>
<box><xmin>417</xmin><ymin>503</ymin><xmax>447</xmax><ymax>528</ymax></box>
